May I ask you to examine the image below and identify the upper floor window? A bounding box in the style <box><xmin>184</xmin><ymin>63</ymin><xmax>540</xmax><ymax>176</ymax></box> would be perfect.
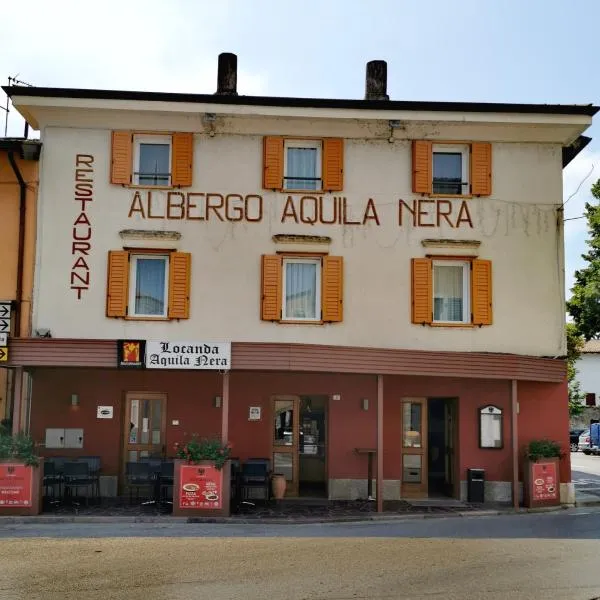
<box><xmin>284</xmin><ymin>140</ymin><xmax>322</xmax><ymax>191</ymax></box>
<box><xmin>432</xmin><ymin>144</ymin><xmax>469</xmax><ymax>196</ymax></box>
<box><xmin>129</xmin><ymin>254</ymin><xmax>169</xmax><ymax>317</ymax></box>
<box><xmin>134</xmin><ymin>135</ymin><xmax>172</xmax><ymax>187</ymax></box>
<box><xmin>282</xmin><ymin>257</ymin><xmax>321</xmax><ymax>321</ymax></box>
<box><xmin>433</xmin><ymin>260</ymin><xmax>470</xmax><ymax>324</ymax></box>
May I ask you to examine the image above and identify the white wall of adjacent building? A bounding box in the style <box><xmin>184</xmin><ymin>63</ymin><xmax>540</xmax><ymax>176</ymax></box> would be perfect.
<box><xmin>575</xmin><ymin>353</ymin><xmax>600</xmax><ymax>406</ymax></box>
<box><xmin>32</xmin><ymin>112</ymin><xmax>567</xmax><ymax>356</ymax></box>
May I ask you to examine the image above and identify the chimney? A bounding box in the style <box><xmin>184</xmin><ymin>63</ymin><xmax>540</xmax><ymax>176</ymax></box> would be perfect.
<box><xmin>216</xmin><ymin>52</ymin><xmax>238</xmax><ymax>95</ymax></box>
<box><xmin>365</xmin><ymin>60</ymin><xmax>389</xmax><ymax>100</ymax></box>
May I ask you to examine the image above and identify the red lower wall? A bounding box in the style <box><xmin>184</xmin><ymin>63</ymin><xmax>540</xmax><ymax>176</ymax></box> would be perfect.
<box><xmin>28</xmin><ymin>368</ymin><xmax>569</xmax><ymax>485</ymax></box>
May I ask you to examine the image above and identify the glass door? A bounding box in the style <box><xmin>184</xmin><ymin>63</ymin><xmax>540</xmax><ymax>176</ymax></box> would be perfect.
<box><xmin>401</xmin><ymin>398</ymin><xmax>428</xmax><ymax>498</ymax></box>
<box><xmin>272</xmin><ymin>396</ymin><xmax>300</xmax><ymax>497</ymax></box>
<box><xmin>123</xmin><ymin>392</ymin><xmax>167</xmax><ymax>465</ymax></box>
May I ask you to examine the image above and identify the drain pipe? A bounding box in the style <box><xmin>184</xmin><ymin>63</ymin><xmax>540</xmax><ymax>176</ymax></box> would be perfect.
<box><xmin>7</xmin><ymin>150</ymin><xmax>26</xmax><ymax>337</ymax></box>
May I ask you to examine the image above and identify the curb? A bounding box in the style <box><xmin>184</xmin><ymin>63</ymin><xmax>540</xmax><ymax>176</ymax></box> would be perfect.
<box><xmin>0</xmin><ymin>506</ymin><xmax>572</xmax><ymax>526</ymax></box>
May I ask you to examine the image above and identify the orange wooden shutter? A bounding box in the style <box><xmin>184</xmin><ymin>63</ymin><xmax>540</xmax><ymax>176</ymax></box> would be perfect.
<box><xmin>110</xmin><ymin>131</ymin><xmax>132</xmax><ymax>185</ymax></box>
<box><xmin>322</xmin><ymin>138</ymin><xmax>344</xmax><ymax>191</ymax></box>
<box><xmin>106</xmin><ymin>250</ymin><xmax>129</xmax><ymax>317</ymax></box>
<box><xmin>263</xmin><ymin>137</ymin><xmax>284</xmax><ymax>190</ymax></box>
<box><xmin>168</xmin><ymin>252</ymin><xmax>191</xmax><ymax>319</ymax></box>
<box><xmin>471</xmin><ymin>259</ymin><xmax>492</xmax><ymax>325</ymax></box>
<box><xmin>470</xmin><ymin>142</ymin><xmax>492</xmax><ymax>196</ymax></box>
<box><xmin>412</xmin><ymin>140</ymin><xmax>432</xmax><ymax>194</ymax></box>
<box><xmin>171</xmin><ymin>132</ymin><xmax>194</xmax><ymax>187</ymax></box>
<box><xmin>261</xmin><ymin>255</ymin><xmax>282</xmax><ymax>321</ymax></box>
<box><xmin>411</xmin><ymin>258</ymin><xmax>432</xmax><ymax>324</ymax></box>
<box><xmin>322</xmin><ymin>255</ymin><xmax>343</xmax><ymax>322</ymax></box>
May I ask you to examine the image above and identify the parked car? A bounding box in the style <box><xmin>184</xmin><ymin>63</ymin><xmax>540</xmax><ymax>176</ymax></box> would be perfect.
<box><xmin>579</xmin><ymin>430</ymin><xmax>592</xmax><ymax>454</ymax></box>
<box><xmin>591</xmin><ymin>423</ymin><xmax>600</xmax><ymax>455</ymax></box>
<box><xmin>570</xmin><ymin>428</ymin><xmax>585</xmax><ymax>452</ymax></box>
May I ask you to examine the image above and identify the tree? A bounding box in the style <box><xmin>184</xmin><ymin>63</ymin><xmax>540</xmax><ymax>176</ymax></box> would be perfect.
<box><xmin>566</xmin><ymin>323</ymin><xmax>585</xmax><ymax>417</ymax></box>
<box><xmin>567</xmin><ymin>183</ymin><xmax>600</xmax><ymax>341</ymax></box>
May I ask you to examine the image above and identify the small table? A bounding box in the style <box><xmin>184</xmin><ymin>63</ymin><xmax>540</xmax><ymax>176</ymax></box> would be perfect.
<box><xmin>354</xmin><ymin>448</ymin><xmax>376</xmax><ymax>500</ymax></box>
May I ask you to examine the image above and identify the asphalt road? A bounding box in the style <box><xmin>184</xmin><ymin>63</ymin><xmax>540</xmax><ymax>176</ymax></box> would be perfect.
<box><xmin>572</xmin><ymin>450</ymin><xmax>600</xmax><ymax>500</ymax></box>
<box><xmin>1</xmin><ymin>514</ymin><xmax>600</xmax><ymax>600</ymax></box>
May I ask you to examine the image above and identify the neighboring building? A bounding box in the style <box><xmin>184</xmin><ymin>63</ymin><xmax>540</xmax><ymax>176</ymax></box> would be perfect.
<box><xmin>0</xmin><ymin>138</ymin><xmax>40</xmax><ymax>426</ymax></box>
<box><xmin>2</xmin><ymin>53</ymin><xmax>597</xmax><ymax>507</ymax></box>
<box><xmin>576</xmin><ymin>340</ymin><xmax>600</xmax><ymax>407</ymax></box>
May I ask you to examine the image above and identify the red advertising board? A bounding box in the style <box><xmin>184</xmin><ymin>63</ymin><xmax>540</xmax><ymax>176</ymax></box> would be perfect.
<box><xmin>0</xmin><ymin>464</ymin><xmax>33</xmax><ymax>507</ymax></box>
<box><xmin>179</xmin><ymin>463</ymin><xmax>223</xmax><ymax>509</ymax></box>
<box><xmin>531</xmin><ymin>461</ymin><xmax>558</xmax><ymax>502</ymax></box>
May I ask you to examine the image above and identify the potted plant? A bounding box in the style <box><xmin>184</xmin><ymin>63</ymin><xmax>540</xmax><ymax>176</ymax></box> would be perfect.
<box><xmin>172</xmin><ymin>435</ymin><xmax>232</xmax><ymax>517</ymax></box>
<box><xmin>523</xmin><ymin>438</ymin><xmax>563</xmax><ymax>508</ymax></box>
<box><xmin>0</xmin><ymin>430</ymin><xmax>43</xmax><ymax>515</ymax></box>
<box><xmin>271</xmin><ymin>473</ymin><xmax>287</xmax><ymax>500</ymax></box>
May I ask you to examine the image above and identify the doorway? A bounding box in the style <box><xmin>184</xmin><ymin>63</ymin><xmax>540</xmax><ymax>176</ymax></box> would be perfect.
<box><xmin>400</xmin><ymin>397</ymin><xmax>457</xmax><ymax>499</ymax></box>
<box><xmin>271</xmin><ymin>395</ymin><xmax>328</xmax><ymax>498</ymax></box>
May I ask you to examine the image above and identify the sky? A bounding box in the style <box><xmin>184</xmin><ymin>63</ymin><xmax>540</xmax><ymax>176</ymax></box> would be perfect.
<box><xmin>1</xmin><ymin>0</ymin><xmax>599</xmax><ymax>298</ymax></box>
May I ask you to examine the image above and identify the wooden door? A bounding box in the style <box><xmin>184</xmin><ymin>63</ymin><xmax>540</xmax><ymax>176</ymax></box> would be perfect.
<box><xmin>400</xmin><ymin>397</ymin><xmax>428</xmax><ymax>498</ymax></box>
<box><xmin>271</xmin><ymin>396</ymin><xmax>300</xmax><ymax>497</ymax></box>
<box><xmin>122</xmin><ymin>392</ymin><xmax>167</xmax><ymax>467</ymax></box>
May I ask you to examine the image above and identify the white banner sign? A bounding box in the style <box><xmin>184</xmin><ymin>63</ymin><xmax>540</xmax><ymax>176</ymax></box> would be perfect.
<box><xmin>145</xmin><ymin>341</ymin><xmax>231</xmax><ymax>370</ymax></box>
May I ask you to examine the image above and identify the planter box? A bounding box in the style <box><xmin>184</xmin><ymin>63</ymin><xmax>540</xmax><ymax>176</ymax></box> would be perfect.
<box><xmin>0</xmin><ymin>459</ymin><xmax>43</xmax><ymax>516</ymax></box>
<box><xmin>172</xmin><ymin>459</ymin><xmax>230</xmax><ymax>517</ymax></box>
<box><xmin>523</xmin><ymin>457</ymin><xmax>560</xmax><ymax>508</ymax></box>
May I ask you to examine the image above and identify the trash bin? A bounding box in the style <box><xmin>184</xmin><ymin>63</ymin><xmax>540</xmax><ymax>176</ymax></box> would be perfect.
<box><xmin>467</xmin><ymin>468</ymin><xmax>485</xmax><ymax>503</ymax></box>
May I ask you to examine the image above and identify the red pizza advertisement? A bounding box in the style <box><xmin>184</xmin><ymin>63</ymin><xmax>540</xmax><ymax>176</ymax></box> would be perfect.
<box><xmin>179</xmin><ymin>464</ymin><xmax>222</xmax><ymax>509</ymax></box>
<box><xmin>532</xmin><ymin>462</ymin><xmax>558</xmax><ymax>502</ymax></box>
<box><xmin>0</xmin><ymin>464</ymin><xmax>33</xmax><ymax>507</ymax></box>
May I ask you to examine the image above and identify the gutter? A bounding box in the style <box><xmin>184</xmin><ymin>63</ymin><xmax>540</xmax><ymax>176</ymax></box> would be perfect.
<box><xmin>7</xmin><ymin>151</ymin><xmax>26</xmax><ymax>336</ymax></box>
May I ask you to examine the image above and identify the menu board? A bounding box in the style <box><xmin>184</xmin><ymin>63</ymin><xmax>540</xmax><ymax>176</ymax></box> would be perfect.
<box><xmin>532</xmin><ymin>462</ymin><xmax>558</xmax><ymax>502</ymax></box>
<box><xmin>179</xmin><ymin>464</ymin><xmax>222</xmax><ymax>509</ymax></box>
<box><xmin>0</xmin><ymin>464</ymin><xmax>33</xmax><ymax>507</ymax></box>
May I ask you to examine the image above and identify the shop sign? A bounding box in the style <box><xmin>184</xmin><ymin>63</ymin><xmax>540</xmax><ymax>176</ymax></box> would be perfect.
<box><xmin>145</xmin><ymin>341</ymin><xmax>231</xmax><ymax>370</ymax></box>
<box><xmin>0</xmin><ymin>464</ymin><xmax>33</xmax><ymax>507</ymax></box>
<box><xmin>532</xmin><ymin>462</ymin><xmax>558</xmax><ymax>502</ymax></box>
<box><xmin>248</xmin><ymin>406</ymin><xmax>261</xmax><ymax>421</ymax></box>
<box><xmin>117</xmin><ymin>340</ymin><xmax>145</xmax><ymax>369</ymax></box>
<box><xmin>179</xmin><ymin>464</ymin><xmax>222</xmax><ymax>509</ymax></box>
<box><xmin>97</xmin><ymin>406</ymin><xmax>114</xmax><ymax>419</ymax></box>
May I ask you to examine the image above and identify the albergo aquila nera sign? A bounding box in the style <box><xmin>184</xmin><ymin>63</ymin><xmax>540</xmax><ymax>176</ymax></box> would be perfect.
<box><xmin>145</xmin><ymin>341</ymin><xmax>231</xmax><ymax>370</ymax></box>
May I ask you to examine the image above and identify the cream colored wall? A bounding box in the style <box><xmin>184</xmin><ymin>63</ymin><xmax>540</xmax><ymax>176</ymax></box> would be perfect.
<box><xmin>33</xmin><ymin>121</ymin><xmax>566</xmax><ymax>356</ymax></box>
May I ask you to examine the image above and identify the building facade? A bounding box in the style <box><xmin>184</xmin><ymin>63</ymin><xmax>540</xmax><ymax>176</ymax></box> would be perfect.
<box><xmin>576</xmin><ymin>340</ymin><xmax>600</xmax><ymax>407</ymax></box>
<box><xmin>2</xmin><ymin>54</ymin><xmax>597</xmax><ymax>507</ymax></box>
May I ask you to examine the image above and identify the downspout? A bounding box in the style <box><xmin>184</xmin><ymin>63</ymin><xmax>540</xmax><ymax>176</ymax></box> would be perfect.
<box><xmin>7</xmin><ymin>150</ymin><xmax>26</xmax><ymax>337</ymax></box>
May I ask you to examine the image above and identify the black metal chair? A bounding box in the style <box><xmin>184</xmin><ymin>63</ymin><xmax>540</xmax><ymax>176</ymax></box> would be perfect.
<box><xmin>240</xmin><ymin>458</ymin><xmax>271</xmax><ymax>505</ymax></box>
<box><xmin>125</xmin><ymin>461</ymin><xmax>153</xmax><ymax>504</ymax></box>
<box><xmin>77</xmin><ymin>456</ymin><xmax>101</xmax><ymax>502</ymax></box>
<box><xmin>158</xmin><ymin>460</ymin><xmax>174</xmax><ymax>507</ymax></box>
<box><xmin>42</xmin><ymin>460</ymin><xmax>62</xmax><ymax>507</ymax></box>
<box><xmin>229</xmin><ymin>458</ymin><xmax>241</xmax><ymax>511</ymax></box>
<box><xmin>62</xmin><ymin>461</ymin><xmax>95</xmax><ymax>507</ymax></box>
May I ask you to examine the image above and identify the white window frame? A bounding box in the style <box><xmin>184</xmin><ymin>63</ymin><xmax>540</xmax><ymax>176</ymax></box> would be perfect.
<box><xmin>133</xmin><ymin>134</ymin><xmax>172</xmax><ymax>187</ymax></box>
<box><xmin>432</xmin><ymin>260</ymin><xmax>470</xmax><ymax>324</ymax></box>
<box><xmin>129</xmin><ymin>254</ymin><xmax>169</xmax><ymax>318</ymax></box>
<box><xmin>281</xmin><ymin>257</ymin><xmax>321</xmax><ymax>322</ymax></box>
<box><xmin>283</xmin><ymin>139</ymin><xmax>322</xmax><ymax>191</ymax></box>
<box><xmin>432</xmin><ymin>144</ymin><xmax>470</xmax><ymax>196</ymax></box>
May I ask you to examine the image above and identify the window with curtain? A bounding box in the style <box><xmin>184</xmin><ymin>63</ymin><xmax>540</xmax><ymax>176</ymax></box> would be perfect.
<box><xmin>283</xmin><ymin>259</ymin><xmax>320</xmax><ymax>320</ymax></box>
<box><xmin>433</xmin><ymin>262</ymin><xmax>468</xmax><ymax>323</ymax></box>
<box><xmin>432</xmin><ymin>144</ymin><xmax>469</xmax><ymax>195</ymax></box>
<box><xmin>131</xmin><ymin>256</ymin><xmax>168</xmax><ymax>317</ymax></box>
<box><xmin>134</xmin><ymin>135</ymin><xmax>171</xmax><ymax>186</ymax></box>
<box><xmin>284</xmin><ymin>140</ymin><xmax>321</xmax><ymax>190</ymax></box>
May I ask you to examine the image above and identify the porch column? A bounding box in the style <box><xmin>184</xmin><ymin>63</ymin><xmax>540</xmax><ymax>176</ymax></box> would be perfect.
<box><xmin>221</xmin><ymin>371</ymin><xmax>230</xmax><ymax>444</ymax></box>
<box><xmin>376</xmin><ymin>374</ymin><xmax>384</xmax><ymax>513</ymax></box>
<box><xmin>511</xmin><ymin>379</ymin><xmax>519</xmax><ymax>510</ymax></box>
<box><xmin>11</xmin><ymin>367</ymin><xmax>24</xmax><ymax>434</ymax></box>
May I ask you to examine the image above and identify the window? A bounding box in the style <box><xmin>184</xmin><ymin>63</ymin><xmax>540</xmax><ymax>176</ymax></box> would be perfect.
<box><xmin>110</xmin><ymin>131</ymin><xmax>193</xmax><ymax>187</ymax></box>
<box><xmin>433</xmin><ymin>260</ymin><xmax>470</xmax><ymax>324</ymax></box>
<box><xmin>411</xmin><ymin>258</ymin><xmax>492</xmax><ymax>326</ymax></box>
<box><xmin>134</xmin><ymin>135</ymin><xmax>171</xmax><ymax>186</ymax></box>
<box><xmin>106</xmin><ymin>250</ymin><xmax>191</xmax><ymax>320</ymax></box>
<box><xmin>586</xmin><ymin>393</ymin><xmax>596</xmax><ymax>407</ymax></box>
<box><xmin>261</xmin><ymin>254</ymin><xmax>343</xmax><ymax>323</ymax></box>
<box><xmin>432</xmin><ymin>144</ymin><xmax>469</xmax><ymax>195</ymax></box>
<box><xmin>282</xmin><ymin>258</ymin><xmax>321</xmax><ymax>321</ymax></box>
<box><xmin>129</xmin><ymin>255</ymin><xmax>169</xmax><ymax>317</ymax></box>
<box><xmin>284</xmin><ymin>140</ymin><xmax>322</xmax><ymax>191</ymax></box>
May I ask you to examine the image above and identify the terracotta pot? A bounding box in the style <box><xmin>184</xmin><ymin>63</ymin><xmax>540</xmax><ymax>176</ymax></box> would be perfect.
<box><xmin>271</xmin><ymin>473</ymin><xmax>286</xmax><ymax>500</ymax></box>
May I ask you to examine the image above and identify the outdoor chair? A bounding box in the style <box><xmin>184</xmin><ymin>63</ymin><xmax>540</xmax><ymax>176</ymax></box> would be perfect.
<box><xmin>62</xmin><ymin>461</ymin><xmax>95</xmax><ymax>507</ymax></box>
<box><xmin>42</xmin><ymin>459</ymin><xmax>62</xmax><ymax>506</ymax></box>
<box><xmin>158</xmin><ymin>460</ymin><xmax>174</xmax><ymax>507</ymax></box>
<box><xmin>125</xmin><ymin>461</ymin><xmax>153</xmax><ymax>504</ymax></box>
<box><xmin>240</xmin><ymin>458</ymin><xmax>271</xmax><ymax>505</ymax></box>
<box><xmin>76</xmin><ymin>456</ymin><xmax>101</xmax><ymax>502</ymax></box>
